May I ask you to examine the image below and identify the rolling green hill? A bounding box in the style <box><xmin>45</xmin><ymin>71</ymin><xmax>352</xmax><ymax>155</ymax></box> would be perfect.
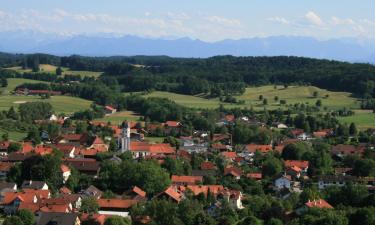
<box><xmin>144</xmin><ymin>85</ymin><xmax>360</xmax><ymax>110</ymax></box>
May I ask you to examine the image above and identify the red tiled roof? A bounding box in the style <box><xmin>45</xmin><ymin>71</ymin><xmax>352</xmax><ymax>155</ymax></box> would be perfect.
<box><xmin>284</xmin><ymin>160</ymin><xmax>309</xmax><ymax>170</ymax></box>
<box><xmin>247</xmin><ymin>173</ymin><xmax>262</xmax><ymax>180</ymax></box>
<box><xmin>183</xmin><ymin>185</ymin><xmax>224</xmax><ymax>196</ymax></box>
<box><xmin>224</xmin><ymin>115</ymin><xmax>235</xmax><ymax>122</ymax></box>
<box><xmin>162</xmin><ymin>186</ymin><xmax>184</xmax><ymax>203</ymax></box>
<box><xmin>200</xmin><ymin>161</ymin><xmax>216</xmax><ymax>170</ymax></box>
<box><xmin>221</xmin><ymin>151</ymin><xmax>237</xmax><ymax>159</ymax></box>
<box><xmin>0</xmin><ymin>141</ymin><xmax>10</xmax><ymax>150</ymax></box>
<box><xmin>21</xmin><ymin>143</ymin><xmax>34</xmax><ymax>154</ymax></box>
<box><xmin>246</xmin><ymin>144</ymin><xmax>273</xmax><ymax>153</ymax></box>
<box><xmin>98</xmin><ymin>198</ymin><xmax>138</xmax><ymax>209</ymax></box>
<box><xmin>0</xmin><ymin>162</ymin><xmax>14</xmax><ymax>172</ymax></box>
<box><xmin>224</xmin><ymin>167</ymin><xmax>242</xmax><ymax>177</ymax></box>
<box><xmin>92</xmin><ymin>136</ymin><xmax>105</xmax><ymax>145</ymax></box>
<box><xmin>132</xmin><ymin>186</ymin><xmax>146</xmax><ymax>198</ymax></box>
<box><xmin>59</xmin><ymin>187</ymin><xmax>72</xmax><ymax>194</ymax></box>
<box><xmin>130</xmin><ymin>142</ymin><xmax>175</xmax><ymax>154</ymax></box>
<box><xmin>331</xmin><ymin>144</ymin><xmax>365</xmax><ymax>156</ymax></box>
<box><xmin>211</xmin><ymin>143</ymin><xmax>227</xmax><ymax>150</ymax></box>
<box><xmin>105</xmin><ymin>106</ymin><xmax>116</xmax><ymax>111</ymax></box>
<box><xmin>171</xmin><ymin>175</ymin><xmax>203</xmax><ymax>185</ymax></box>
<box><xmin>165</xmin><ymin>121</ymin><xmax>181</xmax><ymax>127</ymax></box>
<box><xmin>2</xmin><ymin>191</ymin><xmax>37</xmax><ymax>205</ymax></box>
<box><xmin>305</xmin><ymin>199</ymin><xmax>333</xmax><ymax>209</ymax></box>
<box><xmin>60</xmin><ymin>164</ymin><xmax>70</xmax><ymax>173</ymax></box>
<box><xmin>291</xmin><ymin>129</ymin><xmax>305</xmax><ymax>136</ymax></box>
<box><xmin>34</xmin><ymin>145</ymin><xmax>53</xmax><ymax>156</ymax></box>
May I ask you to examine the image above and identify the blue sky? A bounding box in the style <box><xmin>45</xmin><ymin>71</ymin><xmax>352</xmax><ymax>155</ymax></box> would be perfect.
<box><xmin>1</xmin><ymin>0</ymin><xmax>374</xmax><ymax>41</ymax></box>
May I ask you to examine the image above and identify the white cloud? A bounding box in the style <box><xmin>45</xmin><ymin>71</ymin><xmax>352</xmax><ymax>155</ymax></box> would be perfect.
<box><xmin>205</xmin><ymin>16</ymin><xmax>242</xmax><ymax>27</ymax></box>
<box><xmin>330</xmin><ymin>16</ymin><xmax>355</xmax><ymax>25</ymax></box>
<box><xmin>305</xmin><ymin>11</ymin><xmax>324</xmax><ymax>26</ymax></box>
<box><xmin>267</xmin><ymin>17</ymin><xmax>290</xmax><ymax>25</ymax></box>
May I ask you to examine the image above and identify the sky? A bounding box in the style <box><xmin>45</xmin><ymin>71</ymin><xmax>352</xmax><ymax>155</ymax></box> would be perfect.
<box><xmin>0</xmin><ymin>0</ymin><xmax>374</xmax><ymax>41</ymax></box>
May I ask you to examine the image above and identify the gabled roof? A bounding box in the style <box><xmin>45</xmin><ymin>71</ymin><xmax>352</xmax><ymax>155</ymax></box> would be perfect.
<box><xmin>247</xmin><ymin>173</ymin><xmax>262</xmax><ymax>180</ymax></box>
<box><xmin>21</xmin><ymin>180</ymin><xmax>48</xmax><ymax>190</ymax></box>
<box><xmin>130</xmin><ymin>142</ymin><xmax>175</xmax><ymax>154</ymax></box>
<box><xmin>98</xmin><ymin>198</ymin><xmax>138</xmax><ymax>209</ymax></box>
<box><xmin>183</xmin><ymin>185</ymin><xmax>224</xmax><ymax>196</ymax></box>
<box><xmin>246</xmin><ymin>144</ymin><xmax>273</xmax><ymax>153</ymax></box>
<box><xmin>2</xmin><ymin>191</ymin><xmax>37</xmax><ymax>205</ymax></box>
<box><xmin>105</xmin><ymin>106</ymin><xmax>116</xmax><ymax>111</ymax></box>
<box><xmin>165</xmin><ymin>121</ymin><xmax>181</xmax><ymax>127</ymax></box>
<box><xmin>60</xmin><ymin>164</ymin><xmax>70</xmax><ymax>173</ymax></box>
<box><xmin>37</xmin><ymin>212</ymin><xmax>79</xmax><ymax>225</ymax></box>
<box><xmin>224</xmin><ymin>167</ymin><xmax>242</xmax><ymax>178</ymax></box>
<box><xmin>21</xmin><ymin>142</ymin><xmax>34</xmax><ymax>154</ymax></box>
<box><xmin>200</xmin><ymin>161</ymin><xmax>216</xmax><ymax>170</ymax></box>
<box><xmin>160</xmin><ymin>186</ymin><xmax>184</xmax><ymax>203</ymax></box>
<box><xmin>0</xmin><ymin>141</ymin><xmax>10</xmax><ymax>150</ymax></box>
<box><xmin>132</xmin><ymin>186</ymin><xmax>146</xmax><ymax>198</ymax></box>
<box><xmin>221</xmin><ymin>151</ymin><xmax>237</xmax><ymax>159</ymax></box>
<box><xmin>305</xmin><ymin>199</ymin><xmax>333</xmax><ymax>209</ymax></box>
<box><xmin>91</xmin><ymin>136</ymin><xmax>105</xmax><ymax>145</ymax></box>
<box><xmin>171</xmin><ymin>175</ymin><xmax>203</xmax><ymax>184</ymax></box>
<box><xmin>331</xmin><ymin>144</ymin><xmax>365</xmax><ymax>156</ymax></box>
<box><xmin>0</xmin><ymin>162</ymin><xmax>14</xmax><ymax>172</ymax></box>
<box><xmin>284</xmin><ymin>160</ymin><xmax>309</xmax><ymax>170</ymax></box>
<box><xmin>34</xmin><ymin>145</ymin><xmax>53</xmax><ymax>156</ymax></box>
<box><xmin>59</xmin><ymin>187</ymin><xmax>72</xmax><ymax>195</ymax></box>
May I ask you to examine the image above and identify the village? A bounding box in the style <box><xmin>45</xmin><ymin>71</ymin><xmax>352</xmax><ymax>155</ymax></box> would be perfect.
<box><xmin>0</xmin><ymin>107</ymin><xmax>373</xmax><ymax>225</ymax></box>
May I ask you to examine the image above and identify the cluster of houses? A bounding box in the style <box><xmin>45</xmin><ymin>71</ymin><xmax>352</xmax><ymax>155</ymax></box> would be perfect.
<box><xmin>0</xmin><ymin>113</ymin><xmax>374</xmax><ymax>224</ymax></box>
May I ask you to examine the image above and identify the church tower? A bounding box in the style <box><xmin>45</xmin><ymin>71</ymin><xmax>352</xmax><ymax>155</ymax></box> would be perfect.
<box><xmin>118</xmin><ymin>121</ymin><xmax>131</xmax><ymax>152</ymax></box>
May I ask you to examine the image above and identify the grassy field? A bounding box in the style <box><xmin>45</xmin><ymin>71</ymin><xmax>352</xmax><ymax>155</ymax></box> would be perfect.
<box><xmin>338</xmin><ymin>110</ymin><xmax>375</xmax><ymax>129</ymax></box>
<box><xmin>0</xmin><ymin>128</ymin><xmax>27</xmax><ymax>141</ymax></box>
<box><xmin>5</xmin><ymin>64</ymin><xmax>103</xmax><ymax>78</ymax></box>
<box><xmin>143</xmin><ymin>85</ymin><xmax>360</xmax><ymax>110</ymax></box>
<box><xmin>0</xmin><ymin>78</ymin><xmax>92</xmax><ymax>114</ymax></box>
<box><xmin>94</xmin><ymin>111</ymin><xmax>142</xmax><ymax>124</ymax></box>
<box><xmin>1</xmin><ymin>78</ymin><xmax>48</xmax><ymax>95</ymax></box>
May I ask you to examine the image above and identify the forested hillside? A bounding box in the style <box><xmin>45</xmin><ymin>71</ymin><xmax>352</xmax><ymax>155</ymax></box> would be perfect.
<box><xmin>1</xmin><ymin>53</ymin><xmax>375</xmax><ymax>98</ymax></box>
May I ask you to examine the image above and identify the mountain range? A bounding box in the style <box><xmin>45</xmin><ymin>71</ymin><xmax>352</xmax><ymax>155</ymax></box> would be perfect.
<box><xmin>0</xmin><ymin>30</ymin><xmax>375</xmax><ymax>63</ymax></box>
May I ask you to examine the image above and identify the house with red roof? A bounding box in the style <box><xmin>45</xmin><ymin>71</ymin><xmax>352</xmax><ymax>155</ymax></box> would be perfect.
<box><xmin>296</xmin><ymin>198</ymin><xmax>334</xmax><ymax>215</ymax></box>
<box><xmin>0</xmin><ymin>141</ymin><xmax>10</xmax><ymax>156</ymax></box>
<box><xmin>60</xmin><ymin>164</ymin><xmax>71</xmax><ymax>183</ymax></box>
<box><xmin>0</xmin><ymin>162</ymin><xmax>14</xmax><ymax>179</ymax></box>
<box><xmin>331</xmin><ymin>144</ymin><xmax>365</xmax><ymax>158</ymax></box>
<box><xmin>98</xmin><ymin>198</ymin><xmax>138</xmax><ymax>215</ymax></box>
<box><xmin>54</xmin><ymin>144</ymin><xmax>78</xmax><ymax>158</ymax></box>
<box><xmin>284</xmin><ymin>160</ymin><xmax>309</xmax><ymax>178</ymax></box>
<box><xmin>154</xmin><ymin>186</ymin><xmax>184</xmax><ymax>203</ymax></box>
<box><xmin>171</xmin><ymin>175</ymin><xmax>203</xmax><ymax>186</ymax></box>
<box><xmin>220</xmin><ymin>151</ymin><xmax>237</xmax><ymax>161</ymax></box>
<box><xmin>104</xmin><ymin>106</ymin><xmax>117</xmax><ymax>115</ymax></box>
<box><xmin>1</xmin><ymin>189</ymin><xmax>51</xmax><ymax>214</ymax></box>
<box><xmin>246</xmin><ymin>173</ymin><xmax>262</xmax><ymax>181</ymax></box>
<box><xmin>245</xmin><ymin>144</ymin><xmax>273</xmax><ymax>155</ymax></box>
<box><xmin>200</xmin><ymin>161</ymin><xmax>217</xmax><ymax>170</ymax></box>
<box><xmin>129</xmin><ymin>142</ymin><xmax>175</xmax><ymax>158</ymax></box>
<box><xmin>224</xmin><ymin>166</ymin><xmax>242</xmax><ymax>180</ymax></box>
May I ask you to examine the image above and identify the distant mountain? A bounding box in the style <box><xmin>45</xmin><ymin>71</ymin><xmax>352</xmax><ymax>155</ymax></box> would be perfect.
<box><xmin>0</xmin><ymin>30</ymin><xmax>375</xmax><ymax>63</ymax></box>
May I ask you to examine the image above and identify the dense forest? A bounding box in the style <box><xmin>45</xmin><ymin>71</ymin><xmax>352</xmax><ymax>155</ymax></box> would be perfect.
<box><xmin>1</xmin><ymin>53</ymin><xmax>375</xmax><ymax>97</ymax></box>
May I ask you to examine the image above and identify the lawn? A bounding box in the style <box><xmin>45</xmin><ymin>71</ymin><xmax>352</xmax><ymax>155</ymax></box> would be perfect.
<box><xmin>94</xmin><ymin>111</ymin><xmax>142</xmax><ymax>124</ymax></box>
<box><xmin>143</xmin><ymin>86</ymin><xmax>360</xmax><ymax>110</ymax></box>
<box><xmin>62</xmin><ymin>69</ymin><xmax>103</xmax><ymax>78</ymax></box>
<box><xmin>0</xmin><ymin>128</ymin><xmax>27</xmax><ymax>141</ymax></box>
<box><xmin>338</xmin><ymin>110</ymin><xmax>375</xmax><ymax>130</ymax></box>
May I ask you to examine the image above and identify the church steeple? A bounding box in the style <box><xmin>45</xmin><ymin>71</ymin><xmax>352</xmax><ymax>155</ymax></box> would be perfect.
<box><xmin>118</xmin><ymin>121</ymin><xmax>131</xmax><ymax>152</ymax></box>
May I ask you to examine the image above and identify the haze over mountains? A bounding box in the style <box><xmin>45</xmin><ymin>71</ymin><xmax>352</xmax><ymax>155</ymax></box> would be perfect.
<box><xmin>1</xmin><ymin>30</ymin><xmax>375</xmax><ymax>63</ymax></box>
